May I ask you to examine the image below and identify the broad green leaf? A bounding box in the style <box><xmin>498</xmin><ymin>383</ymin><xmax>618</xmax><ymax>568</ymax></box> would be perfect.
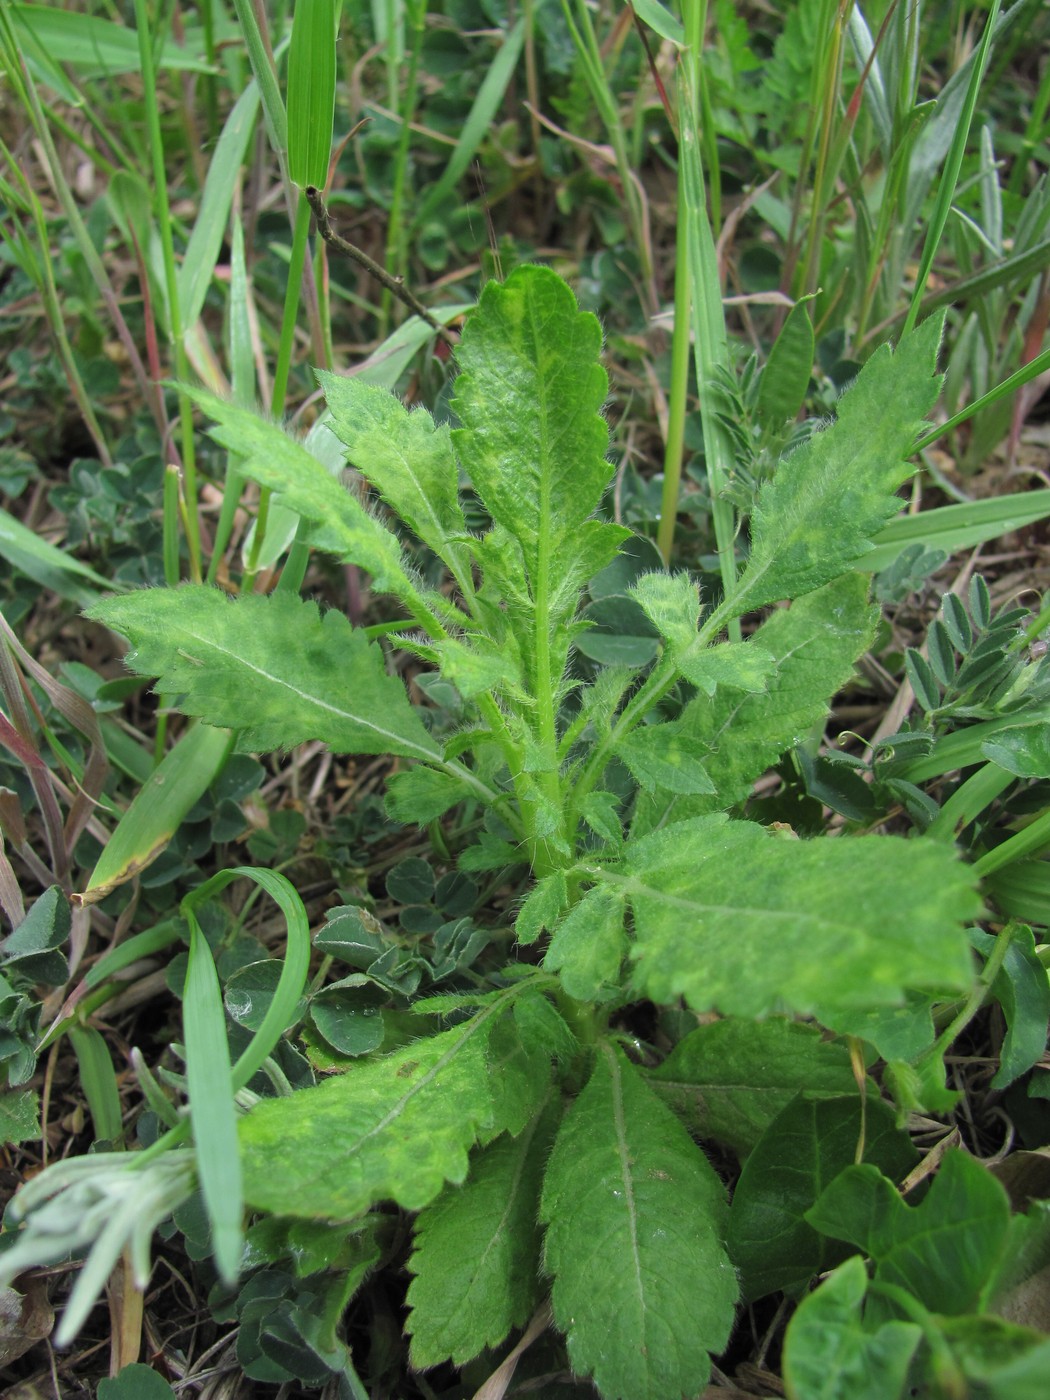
<box><xmin>622</xmin><ymin>814</ymin><xmax>979</xmax><ymax>1020</ymax></box>
<box><xmin>97</xmin><ymin>1363</ymin><xmax>179</xmax><ymax>1400</ymax></box>
<box><xmin>407</xmin><ymin>1103</ymin><xmax>552</xmax><ymax>1367</ymax></box>
<box><xmin>452</xmin><ymin>266</ymin><xmax>623</xmax><ymax>671</ymax></box>
<box><xmin>727</xmin><ymin>1096</ymin><xmax>916</xmax><ymax>1302</ymax></box>
<box><xmin>632</xmin><ymin>574</ymin><xmax>878</xmax><ymax>833</ymax></box>
<box><xmin>1</xmin><ymin>885</ymin><xmax>70</xmax><ymax>985</ymax></box>
<box><xmin>728</xmin><ymin>314</ymin><xmax>944</xmax><ymax>614</ymax></box>
<box><xmin>181</xmin><ymin>388</ymin><xmax>417</xmax><ymax>599</ymax></box>
<box><xmin>87</xmin><ymin>588</ymin><xmax>440</xmax><ymax>764</ymax></box>
<box><xmin>808</xmin><ymin>1150</ymin><xmax>1011</xmax><ymax>1316</ymax></box>
<box><xmin>756</xmin><ymin>298</ymin><xmax>815</xmax><ymax>431</ymax></box>
<box><xmin>515</xmin><ymin>870</ymin><xmax>567</xmax><ymax>946</ymax></box>
<box><xmin>543</xmin><ymin>885</ymin><xmax>627</xmax><ymax>1001</ymax></box>
<box><xmin>239</xmin><ymin>1003</ymin><xmax>526</xmax><ymax>1219</ymax></box>
<box><xmin>783</xmin><ymin>1256</ymin><xmax>921</xmax><ymax>1400</ymax></box>
<box><xmin>934</xmin><ymin>1317</ymin><xmax>1050</xmax><ymax>1400</ymax></box>
<box><xmin>648</xmin><ymin>1018</ymin><xmax>857</xmax><ymax>1159</ymax></box>
<box><xmin>540</xmin><ymin>1043</ymin><xmax>736</xmax><ymax>1400</ymax></box>
<box><xmin>318</xmin><ymin>373</ymin><xmax>472</xmax><ymax>581</ymax></box>
<box><xmin>971</xmin><ymin>926</ymin><xmax>1050</xmax><ymax>1090</ymax></box>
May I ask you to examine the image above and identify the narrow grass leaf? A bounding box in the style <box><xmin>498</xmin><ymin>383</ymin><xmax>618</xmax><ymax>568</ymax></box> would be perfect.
<box><xmin>77</xmin><ymin>722</ymin><xmax>233</xmax><ymax>905</ymax></box>
<box><xmin>630</xmin><ymin>0</ymin><xmax>685</xmax><ymax>47</ymax></box>
<box><xmin>178</xmin><ymin>81</ymin><xmax>261</xmax><ymax>328</ymax></box>
<box><xmin>67</xmin><ymin>1027</ymin><xmax>123</xmax><ymax>1143</ymax></box>
<box><xmin>415</xmin><ymin>19</ymin><xmax>525</xmax><ymax>226</ymax></box>
<box><xmin>10</xmin><ymin>4</ymin><xmax>211</xmax><ymax>75</ymax></box>
<box><xmin>287</xmin><ymin>0</ymin><xmax>337</xmax><ymax>190</ymax></box>
<box><xmin>623</xmin><ymin>814</ymin><xmax>980</xmax><ymax>1019</ymax></box>
<box><xmin>87</xmin><ymin>587</ymin><xmax>441</xmax><ymax>763</ymax></box>
<box><xmin>540</xmin><ymin>1043</ymin><xmax>736</xmax><ymax>1400</ymax></box>
<box><xmin>0</xmin><ymin>505</ymin><xmax>119</xmax><ymax>604</ymax></box>
<box><xmin>184</xmin><ymin>915</ymin><xmax>243</xmax><ymax>1282</ymax></box>
<box><xmin>862</xmin><ymin>490</ymin><xmax>1050</xmax><ymax>574</ymax></box>
<box><xmin>184</xmin><ymin>867</ymin><xmax>312</xmax><ymax>1092</ymax></box>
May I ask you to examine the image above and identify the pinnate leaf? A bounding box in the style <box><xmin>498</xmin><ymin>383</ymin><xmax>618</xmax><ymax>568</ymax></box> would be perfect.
<box><xmin>540</xmin><ymin>1043</ymin><xmax>736</xmax><ymax>1400</ymax></box>
<box><xmin>622</xmin><ymin>814</ymin><xmax>979</xmax><ymax>1019</ymax></box>
<box><xmin>239</xmin><ymin>1004</ymin><xmax>535</xmax><ymax>1220</ymax></box>
<box><xmin>182</xmin><ymin>387</ymin><xmax>416</xmax><ymax>599</ymax></box>
<box><xmin>317</xmin><ymin>373</ymin><xmax>471</xmax><ymax>578</ymax></box>
<box><xmin>406</xmin><ymin>1103</ymin><xmax>553</xmax><ymax>1367</ymax></box>
<box><xmin>88</xmin><ymin>587</ymin><xmax>440</xmax><ymax>763</ymax></box>
<box><xmin>729</xmin><ymin>313</ymin><xmax>944</xmax><ymax>613</ymax></box>
<box><xmin>632</xmin><ymin>574</ymin><xmax>877</xmax><ymax>833</ymax></box>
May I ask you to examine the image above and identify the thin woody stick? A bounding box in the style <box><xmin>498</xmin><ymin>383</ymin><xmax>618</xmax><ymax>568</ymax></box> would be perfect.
<box><xmin>304</xmin><ymin>185</ymin><xmax>456</xmax><ymax>346</ymax></box>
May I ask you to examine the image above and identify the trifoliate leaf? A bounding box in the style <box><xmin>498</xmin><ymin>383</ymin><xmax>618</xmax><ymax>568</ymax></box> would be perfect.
<box><xmin>648</xmin><ymin>1018</ymin><xmax>856</xmax><ymax>1158</ymax></box>
<box><xmin>181</xmin><ymin>387</ymin><xmax>416</xmax><ymax>599</ymax></box>
<box><xmin>239</xmin><ymin>1003</ymin><xmax>527</xmax><ymax>1219</ymax></box>
<box><xmin>540</xmin><ymin>1043</ymin><xmax>736</xmax><ymax>1400</ymax></box>
<box><xmin>88</xmin><ymin>587</ymin><xmax>440</xmax><ymax>763</ymax></box>
<box><xmin>623</xmin><ymin>814</ymin><xmax>979</xmax><ymax>1020</ymax></box>
<box><xmin>407</xmin><ymin>1102</ymin><xmax>554</xmax><ymax>1367</ymax></box>
<box><xmin>728</xmin><ymin>313</ymin><xmax>944</xmax><ymax>613</ymax></box>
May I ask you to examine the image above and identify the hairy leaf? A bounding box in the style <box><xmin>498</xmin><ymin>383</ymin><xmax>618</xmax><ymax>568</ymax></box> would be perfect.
<box><xmin>648</xmin><ymin>1018</ymin><xmax>857</xmax><ymax>1158</ymax></box>
<box><xmin>317</xmin><ymin>374</ymin><xmax>472</xmax><ymax>582</ymax></box>
<box><xmin>540</xmin><ymin>1043</ymin><xmax>736</xmax><ymax>1400</ymax></box>
<box><xmin>182</xmin><ymin>387</ymin><xmax>417</xmax><ymax>599</ymax></box>
<box><xmin>407</xmin><ymin>1102</ymin><xmax>553</xmax><ymax>1367</ymax></box>
<box><xmin>622</xmin><ymin>814</ymin><xmax>979</xmax><ymax>1019</ymax></box>
<box><xmin>632</xmin><ymin>574</ymin><xmax>878</xmax><ymax>833</ymax></box>
<box><xmin>729</xmin><ymin>314</ymin><xmax>944</xmax><ymax>613</ymax></box>
<box><xmin>239</xmin><ymin>1005</ymin><xmax>529</xmax><ymax>1219</ymax></box>
<box><xmin>88</xmin><ymin>587</ymin><xmax>440</xmax><ymax>763</ymax></box>
<box><xmin>543</xmin><ymin>885</ymin><xmax>627</xmax><ymax>1001</ymax></box>
<box><xmin>452</xmin><ymin>266</ymin><xmax>626</xmax><ymax>688</ymax></box>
